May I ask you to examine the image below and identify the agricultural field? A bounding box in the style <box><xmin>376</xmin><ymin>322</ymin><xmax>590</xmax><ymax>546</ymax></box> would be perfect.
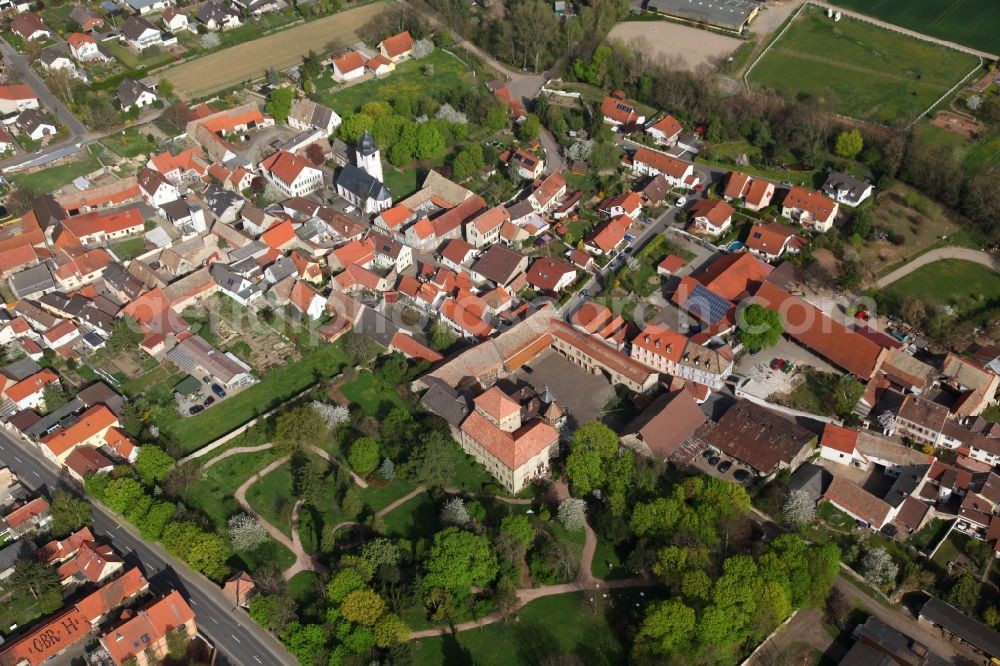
<box><xmin>829</xmin><ymin>0</ymin><xmax>1000</xmax><ymax>55</ymax></box>
<box><xmin>748</xmin><ymin>6</ymin><xmax>980</xmax><ymax>125</ymax></box>
<box><xmin>163</xmin><ymin>0</ymin><xmax>390</xmax><ymax>99</ymax></box>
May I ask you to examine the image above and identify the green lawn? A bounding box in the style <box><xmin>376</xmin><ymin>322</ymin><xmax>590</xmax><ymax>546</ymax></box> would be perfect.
<box><xmin>184</xmin><ymin>449</ymin><xmax>278</xmax><ymax>530</ymax></box>
<box><xmin>245</xmin><ymin>460</ymin><xmax>296</xmax><ymax>538</ymax></box>
<box><xmin>412</xmin><ymin>593</ymin><xmax>626</xmax><ymax>666</ymax></box>
<box><xmin>0</xmin><ymin>593</ymin><xmax>50</xmax><ymax>638</ymax></box>
<box><xmin>748</xmin><ymin>6</ymin><xmax>980</xmax><ymax>125</ymax></box>
<box><xmin>609</xmin><ymin>235</ymin><xmax>694</xmax><ymax>298</ymax></box>
<box><xmin>382</xmin><ymin>165</ymin><xmax>421</xmax><ymax>200</ymax></box>
<box><xmin>104</xmin><ymin>42</ymin><xmax>176</xmax><ymax>71</ymax></box>
<box><xmin>931</xmin><ymin>531</ymin><xmax>965</xmax><ymax>569</ymax></box>
<box><xmin>818</xmin><ymin>500</ymin><xmax>857</xmax><ymax>530</ymax></box>
<box><xmin>161</xmin><ymin>341</ymin><xmax>348</xmax><ymax>454</ymax></box>
<box><xmin>109</xmin><ymin>237</ymin><xmax>149</xmax><ymax>262</ymax></box>
<box><xmin>101</xmin><ymin>128</ymin><xmax>157</xmax><ymax>158</ymax></box>
<box><xmin>883</xmin><ymin>259</ymin><xmax>1000</xmax><ymax>318</ymax></box>
<box><xmin>380</xmin><ymin>490</ymin><xmax>437</xmax><ymax>541</ymax></box>
<box><xmin>963</xmin><ymin>125</ymin><xmax>1000</xmax><ymax>174</ymax></box>
<box><xmin>114</xmin><ymin>364</ymin><xmax>180</xmax><ymax>399</ymax></box>
<box><xmin>828</xmin><ymin>0</ymin><xmax>1000</xmax><ymax>55</ymax></box>
<box><xmin>591</xmin><ymin>535</ymin><xmax>626</xmax><ymax>580</ymax></box>
<box><xmin>340</xmin><ymin>372</ymin><xmax>409</xmax><ymax>418</ymax></box>
<box><xmin>448</xmin><ymin>445</ymin><xmax>506</xmax><ymax>495</ymax></box>
<box><xmin>362</xmin><ymin>478</ymin><xmax>419</xmax><ymax>515</ymax></box>
<box><xmin>12</xmin><ymin>145</ymin><xmax>105</xmax><ymax>192</ymax></box>
<box><xmin>316</xmin><ymin>49</ymin><xmax>472</xmax><ymax>116</ymax></box>
<box><xmin>906</xmin><ymin>518</ymin><xmax>952</xmax><ymax>552</ymax></box>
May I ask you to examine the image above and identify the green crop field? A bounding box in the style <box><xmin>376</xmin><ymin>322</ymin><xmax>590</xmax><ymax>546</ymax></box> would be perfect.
<box><xmin>748</xmin><ymin>6</ymin><xmax>979</xmax><ymax>125</ymax></box>
<box><xmin>829</xmin><ymin>0</ymin><xmax>1000</xmax><ymax>55</ymax></box>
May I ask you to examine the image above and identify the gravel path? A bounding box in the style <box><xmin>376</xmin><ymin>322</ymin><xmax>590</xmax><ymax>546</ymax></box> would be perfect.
<box><xmin>874</xmin><ymin>247</ymin><xmax>1000</xmax><ymax>288</ymax></box>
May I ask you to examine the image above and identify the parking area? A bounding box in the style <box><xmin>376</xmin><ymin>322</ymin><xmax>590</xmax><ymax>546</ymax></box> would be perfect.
<box><xmin>509</xmin><ymin>349</ymin><xmax>618</xmax><ymax>430</ymax></box>
<box><xmin>174</xmin><ymin>375</ymin><xmax>247</xmax><ymax>417</ymax></box>
<box><xmin>690</xmin><ymin>443</ymin><xmax>757</xmax><ymax>487</ymax></box>
<box><xmin>736</xmin><ymin>338</ymin><xmax>838</xmax><ymax>399</ymax></box>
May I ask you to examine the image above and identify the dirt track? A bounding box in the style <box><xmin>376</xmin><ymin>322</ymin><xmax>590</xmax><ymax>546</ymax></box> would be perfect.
<box><xmin>609</xmin><ymin>20</ymin><xmax>742</xmax><ymax>70</ymax></box>
<box><xmin>875</xmin><ymin>247</ymin><xmax>1000</xmax><ymax>288</ymax></box>
<box><xmin>164</xmin><ymin>1</ymin><xmax>390</xmax><ymax>99</ymax></box>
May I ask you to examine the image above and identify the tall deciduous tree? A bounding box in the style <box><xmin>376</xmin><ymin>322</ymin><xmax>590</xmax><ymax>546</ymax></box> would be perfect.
<box><xmin>265</xmin><ymin>88</ymin><xmax>294</xmax><ymax>124</ymax></box>
<box><xmin>422</xmin><ymin>527</ymin><xmax>499</xmax><ymax>593</ymax></box>
<box><xmin>736</xmin><ymin>304</ymin><xmax>784</xmax><ymax>350</ymax></box>
<box><xmin>49</xmin><ymin>490</ymin><xmax>92</xmax><ymax>538</ymax></box>
<box><xmin>564</xmin><ymin>422</ymin><xmax>619</xmax><ymax>494</ymax></box>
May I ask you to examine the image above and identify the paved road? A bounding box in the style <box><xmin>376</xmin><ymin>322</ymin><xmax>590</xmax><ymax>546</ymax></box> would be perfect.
<box><xmin>0</xmin><ymin>429</ymin><xmax>298</xmax><ymax>666</ymax></box>
<box><xmin>874</xmin><ymin>247</ymin><xmax>1000</xmax><ymax>288</ymax></box>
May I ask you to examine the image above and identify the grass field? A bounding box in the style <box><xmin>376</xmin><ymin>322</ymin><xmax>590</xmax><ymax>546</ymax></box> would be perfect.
<box><xmin>749</xmin><ymin>7</ymin><xmax>979</xmax><ymax>125</ymax></box>
<box><xmin>315</xmin><ymin>49</ymin><xmax>472</xmax><ymax>116</ymax></box>
<box><xmin>164</xmin><ymin>1</ymin><xmax>390</xmax><ymax>99</ymax></box>
<box><xmin>340</xmin><ymin>371</ymin><xmax>409</xmax><ymax>418</ymax></box>
<box><xmin>883</xmin><ymin>259</ymin><xmax>1000</xmax><ymax>316</ymax></box>
<box><xmin>411</xmin><ymin>593</ymin><xmax>626</xmax><ymax>666</ymax></box>
<box><xmin>100</xmin><ymin>128</ymin><xmax>157</xmax><ymax>158</ymax></box>
<box><xmin>12</xmin><ymin>145</ymin><xmax>104</xmax><ymax>193</ymax></box>
<box><xmin>161</xmin><ymin>341</ymin><xmax>348</xmax><ymax>454</ymax></box>
<box><xmin>829</xmin><ymin>0</ymin><xmax>1000</xmax><ymax>55</ymax></box>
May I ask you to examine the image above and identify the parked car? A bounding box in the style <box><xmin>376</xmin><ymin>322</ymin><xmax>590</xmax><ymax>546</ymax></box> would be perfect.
<box><xmin>676</xmin><ymin>196</ymin><xmax>687</xmax><ymax>207</ymax></box>
<box><xmin>708</xmin><ymin>456</ymin><xmax>720</xmax><ymax>466</ymax></box>
<box><xmin>201</xmin><ymin>375</ymin><xmax>211</xmax><ymax>383</ymax></box>
<box><xmin>211</xmin><ymin>383</ymin><xmax>227</xmax><ymax>398</ymax></box>
<box><xmin>733</xmin><ymin>469</ymin><xmax>750</xmax><ymax>483</ymax></box>
<box><xmin>581</xmin><ymin>289</ymin><xmax>589</xmax><ymax>297</ymax></box>
<box><xmin>189</xmin><ymin>405</ymin><xmax>204</xmax><ymax>415</ymax></box>
<box><xmin>854</xmin><ymin>310</ymin><xmax>870</xmax><ymax>321</ymax></box>
<box><xmin>717</xmin><ymin>460</ymin><xmax>733</xmax><ymax>473</ymax></box>
<box><xmin>203</xmin><ymin>396</ymin><xmax>215</xmax><ymax>407</ymax></box>
<box><xmin>702</xmin><ymin>449</ymin><xmax>716</xmax><ymax>459</ymax></box>
<box><xmin>344</xmin><ymin>205</ymin><xmax>356</xmax><ymax>214</ymax></box>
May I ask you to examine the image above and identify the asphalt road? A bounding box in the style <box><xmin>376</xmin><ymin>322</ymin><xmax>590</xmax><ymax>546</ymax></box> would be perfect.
<box><xmin>0</xmin><ymin>429</ymin><xmax>297</xmax><ymax>666</ymax></box>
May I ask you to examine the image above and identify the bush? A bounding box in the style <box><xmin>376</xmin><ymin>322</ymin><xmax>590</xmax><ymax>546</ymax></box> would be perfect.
<box><xmin>348</xmin><ymin>437</ymin><xmax>380</xmax><ymax>476</ymax></box>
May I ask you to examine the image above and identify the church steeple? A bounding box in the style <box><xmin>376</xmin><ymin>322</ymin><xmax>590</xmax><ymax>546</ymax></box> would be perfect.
<box><xmin>355</xmin><ymin>130</ymin><xmax>383</xmax><ymax>183</ymax></box>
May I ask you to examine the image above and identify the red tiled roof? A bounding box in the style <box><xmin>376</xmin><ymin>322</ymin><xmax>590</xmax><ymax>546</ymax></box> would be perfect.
<box><xmin>389</xmin><ymin>331</ymin><xmax>442</xmax><ymax>363</ymax></box>
<box><xmin>695</xmin><ymin>252</ymin><xmax>773</xmax><ymax>301</ymax></box>
<box><xmin>367</xmin><ymin>54</ymin><xmax>392</xmax><ymax>69</ymax></box>
<box><xmin>41</xmin><ymin>405</ymin><xmax>118</xmax><ymax>458</ymax></box>
<box><xmin>601</xmin><ymin>96</ymin><xmax>639</xmax><ymax>124</ymax></box>
<box><xmin>825</xmin><ymin>475</ymin><xmax>891</xmax><ymax>527</ymax></box>
<box><xmin>550</xmin><ymin>320</ymin><xmax>653</xmax><ymax>386</ymax></box>
<box><xmin>289</xmin><ymin>280</ymin><xmax>320</xmax><ymax>314</ymax></box>
<box><xmin>100</xmin><ymin>591</ymin><xmax>195</xmax><ymax>666</ymax></box>
<box><xmin>649</xmin><ymin>114</ymin><xmax>682</xmax><ymax>139</ymax></box>
<box><xmin>632</xmin><ymin>323</ymin><xmax>687</xmax><ymax>363</ymax></box>
<box><xmin>440</xmin><ymin>297</ymin><xmax>492</xmax><ymax>338</ymax></box>
<box><xmin>260</xmin><ymin>150</ymin><xmax>314</xmax><ymax>185</ymax></box>
<box><xmin>658</xmin><ymin>255</ymin><xmax>686</xmax><ymax>274</ymax></box>
<box><xmin>475</xmin><ymin>386</ymin><xmax>521</xmax><ymax>421</ymax></box>
<box><xmin>67</xmin><ymin>32</ymin><xmax>96</xmax><ymax>48</ymax></box>
<box><xmin>0</xmin><ymin>243</ymin><xmax>39</xmax><ymax>274</ymax></box>
<box><xmin>689</xmin><ymin>198</ymin><xmax>734</xmax><ymax>228</ymax></box>
<box><xmin>57</xmin><ymin>541</ymin><xmax>121</xmax><ymax>583</ymax></box>
<box><xmin>4</xmin><ymin>496</ymin><xmax>49</xmax><ymax>531</ymax></box>
<box><xmin>379</xmin><ymin>204</ymin><xmax>412</xmax><ymax>229</ymax></box>
<box><xmin>470</xmin><ymin>205</ymin><xmax>510</xmax><ymax>234</ymax></box>
<box><xmin>0</xmin><ymin>84</ymin><xmax>37</xmax><ymax>101</ymax></box>
<box><xmin>724</xmin><ymin>172</ymin><xmax>751</xmax><ymax>199</ymax></box>
<box><xmin>260</xmin><ymin>220</ymin><xmax>296</xmax><ymax>251</ymax></box>
<box><xmin>821</xmin><ymin>423</ymin><xmax>859</xmax><ymax>454</ymax></box>
<box><xmin>526</xmin><ymin>257</ymin><xmax>575</xmax><ymax>292</ymax></box>
<box><xmin>61</xmin><ymin>208</ymin><xmax>143</xmax><ymax>241</ymax></box>
<box><xmin>632</xmin><ymin>148</ymin><xmax>690</xmax><ymax>179</ymax></box>
<box><xmin>332</xmin><ymin>51</ymin><xmax>365</xmax><ymax>74</ymax></box>
<box><xmin>64</xmin><ymin>446</ymin><xmax>114</xmax><ymax>479</ymax></box>
<box><xmin>531</xmin><ymin>171</ymin><xmax>566</xmax><ymax>207</ymax></box>
<box><xmin>461</xmin><ymin>409</ymin><xmax>558</xmax><ymax>470</ymax></box>
<box><xmin>745</xmin><ymin>222</ymin><xmax>802</xmax><ymax>255</ymax></box>
<box><xmin>0</xmin><ymin>608</ymin><xmax>89</xmax><ymax>666</ymax></box>
<box><xmin>587</xmin><ymin>214</ymin><xmax>631</xmax><ymax>253</ymax></box>
<box><xmin>745</xmin><ymin>179</ymin><xmax>774</xmax><ymax>208</ymax></box>
<box><xmin>6</xmin><ymin>369</ymin><xmax>59</xmax><ymax>404</ymax></box>
<box><xmin>76</xmin><ymin>568</ymin><xmax>149</xmax><ymax>624</ymax></box>
<box><xmin>149</xmin><ymin>147</ymin><xmax>205</xmax><ymax>177</ymax></box>
<box><xmin>104</xmin><ymin>427</ymin><xmax>138</xmax><ymax>461</ymax></box>
<box><xmin>599</xmin><ymin>191</ymin><xmax>643</xmax><ymax>215</ymax></box>
<box><xmin>38</xmin><ymin>527</ymin><xmax>95</xmax><ymax>564</ymax></box>
<box><xmin>380</xmin><ymin>31</ymin><xmax>414</xmax><ymax>58</ymax></box>
<box><xmin>570</xmin><ymin>302</ymin><xmax>613</xmax><ymax>333</ymax></box>
<box><xmin>333</xmin><ymin>238</ymin><xmax>375</xmax><ymax>267</ymax></box>
<box><xmin>783</xmin><ymin>186</ymin><xmax>836</xmax><ymax>220</ymax></box>
<box><xmin>754</xmin><ymin>281</ymin><xmax>885</xmax><ymax>378</ymax></box>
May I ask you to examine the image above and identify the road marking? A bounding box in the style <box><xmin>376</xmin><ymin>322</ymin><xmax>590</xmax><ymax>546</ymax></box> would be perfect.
<box><xmin>189</xmin><ymin>599</ymin><xmax>197</xmax><ymax>606</ymax></box>
<box><xmin>115</xmin><ymin>524</ymin><xmax>121</xmax><ymax>530</ymax></box>
<box><xmin>13</xmin><ymin>456</ymin><xmax>20</xmax><ymax>462</ymax></box>
<box><xmin>210</xmin><ymin>617</ymin><xmax>218</xmax><ymax>624</ymax></box>
<box><xmin>31</xmin><ymin>471</ymin><xmax>39</xmax><ymax>478</ymax></box>
<box><xmin>253</xmin><ymin>656</ymin><xmax>262</xmax><ymax>663</ymax></box>
<box><xmin>231</xmin><ymin>634</ymin><xmax>240</xmax><ymax>644</ymax></box>
<box><xmin>125</xmin><ymin>546</ymin><xmax>133</xmax><ymax>553</ymax></box>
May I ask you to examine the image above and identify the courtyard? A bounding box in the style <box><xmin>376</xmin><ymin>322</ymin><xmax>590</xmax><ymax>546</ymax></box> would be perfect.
<box><xmin>509</xmin><ymin>349</ymin><xmax>618</xmax><ymax>430</ymax></box>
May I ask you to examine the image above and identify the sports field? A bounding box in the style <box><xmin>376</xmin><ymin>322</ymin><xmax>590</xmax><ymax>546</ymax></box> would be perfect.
<box><xmin>748</xmin><ymin>6</ymin><xmax>979</xmax><ymax>125</ymax></box>
<box><xmin>830</xmin><ymin>0</ymin><xmax>1000</xmax><ymax>55</ymax></box>
<box><xmin>163</xmin><ymin>1</ymin><xmax>389</xmax><ymax>99</ymax></box>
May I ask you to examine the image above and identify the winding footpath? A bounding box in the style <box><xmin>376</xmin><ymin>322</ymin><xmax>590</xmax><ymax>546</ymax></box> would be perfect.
<box><xmin>218</xmin><ymin>442</ymin><xmax>368</xmax><ymax>579</ymax></box>
<box><xmin>874</xmin><ymin>247</ymin><xmax>1000</xmax><ymax>288</ymax></box>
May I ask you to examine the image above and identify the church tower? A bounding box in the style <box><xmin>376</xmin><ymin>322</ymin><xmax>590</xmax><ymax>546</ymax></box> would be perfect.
<box><xmin>356</xmin><ymin>130</ymin><xmax>383</xmax><ymax>184</ymax></box>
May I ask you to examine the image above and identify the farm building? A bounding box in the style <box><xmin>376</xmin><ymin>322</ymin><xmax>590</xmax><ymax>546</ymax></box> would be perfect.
<box><xmin>646</xmin><ymin>0</ymin><xmax>760</xmax><ymax>34</ymax></box>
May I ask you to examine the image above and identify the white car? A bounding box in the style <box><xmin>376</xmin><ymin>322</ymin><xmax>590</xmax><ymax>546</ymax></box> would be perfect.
<box><xmin>344</xmin><ymin>205</ymin><xmax>356</xmax><ymax>214</ymax></box>
<box><xmin>675</xmin><ymin>196</ymin><xmax>687</xmax><ymax>207</ymax></box>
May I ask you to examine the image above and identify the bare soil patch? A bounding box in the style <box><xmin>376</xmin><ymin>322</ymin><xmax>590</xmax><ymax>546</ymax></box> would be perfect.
<box><xmin>165</xmin><ymin>1</ymin><xmax>390</xmax><ymax>99</ymax></box>
<box><xmin>931</xmin><ymin>110</ymin><xmax>987</xmax><ymax>140</ymax></box>
<box><xmin>609</xmin><ymin>21</ymin><xmax>742</xmax><ymax>70</ymax></box>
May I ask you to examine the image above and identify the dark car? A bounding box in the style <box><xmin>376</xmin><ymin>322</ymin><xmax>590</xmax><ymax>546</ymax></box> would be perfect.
<box><xmin>708</xmin><ymin>456</ymin><xmax>720</xmax><ymax>466</ymax></box>
<box><xmin>733</xmin><ymin>469</ymin><xmax>750</xmax><ymax>483</ymax></box>
<box><xmin>717</xmin><ymin>460</ymin><xmax>733</xmax><ymax>473</ymax></box>
<box><xmin>201</xmin><ymin>375</ymin><xmax>211</xmax><ymax>383</ymax></box>
<box><xmin>189</xmin><ymin>405</ymin><xmax>204</xmax><ymax>415</ymax></box>
<box><xmin>211</xmin><ymin>383</ymin><xmax>227</xmax><ymax>398</ymax></box>
<box><xmin>702</xmin><ymin>449</ymin><xmax>715</xmax><ymax>459</ymax></box>
<box><xmin>203</xmin><ymin>396</ymin><xmax>216</xmax><ymax>407</ymax></box>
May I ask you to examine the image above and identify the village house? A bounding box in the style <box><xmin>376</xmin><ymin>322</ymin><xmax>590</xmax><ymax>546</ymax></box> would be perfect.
<box><xmin>464</xmin><ymin>205</ymin><xmax>510</xmax><ymax>248</ymax></box>
<box><xmin>116</xmin><ymin>78</ymin><xmax>157</xmax><ymax>111</ymax></box>
<box><xmin>630</xmin><ymin>147</ymin><xmax>697</xmax><ymax>188</ymax></box>
<box><xmin>70</xmin><ymin>7</ymin><xmax>105</xmax><ymax>32</ymax></box>
<box><xmin>822</xmin><ymin>171</ymin><xmax>874</xmax><ymax>207</ymax></box>
<box><xmin>687</xmin><ymin>199</ymin><xmax>734</xmax><ymax>236</ymax></box>
<box><xmin>196</xmin><ymin>2</ymin><xmax>242</xmax><ymax>30</ymax></box>
<box><xmin>17</xmin><ymin>110</ymin><xmax>56</xmax><ymax>142</ymax></box>
<box><xmin>378</xmin><ymin>31</ymin><xmax>414</xmax><ymax>62</ymax></box>
<box><xmin>161</xmin><ymin>7</ymin><xmax>189</xmax><ymax>32</ymax></box>
<box><xmin>137</xmin><ymin>168</ymin><xmax>178</xmax><ymax>207</ymax></box>
<box><xmin>601</xmin><ymin>91</ymin><xmax>645</xmax><ymax>128</ymax></box>
<box><xmin>99</xmin><ymin>591</ymin><xmax>196</xmax><ymax>666</ymax></box>
<box><xmin>120</xmin><ymin>16</ymin><xmax>163</xmax><ymax>51</ymax></box>
<box><xmin>630</xmin><ymin>323</ymin><xmax>734</xmax><ymax>390</ymax></box>
<box><xmin>744</xmin><ymin>222</ymin><xmax>805</xmax><ymax>261</ymax></box>
<box><xmin>585</xmin><ymin>214</ymin><xmax>632</xmax><ymax>256</ymax></box>
<box><xmin>598</xmin><ymin>191</ymin><xmax>643</xmax><ymax>219</ymax></box>
<box><xmin>646</xmin><ymin>114</ymin><xmax>683</xmax><ymax>146</ymax></box>
<box><xmin>0</xmin><ymin>84</ymin><xmax>38</xmax><ymax>115</ymax></box>
<box><xmin>67</xmin><ymin>33</ymin><xmax>107</xmax><ymax>63</ymax></box>
<box><xmin>510</xmin><ymin>150</ymin><xmax>544</xmax><ymax>179</ymax></box>
<box><xmin>288</xmin><ymin>98</ymin><xmax>342</xmax><ymax>135</ymax></box>
<box><xmin>781</xmin><ymin>186</ymin><xmax>839</xmax><ymax>233</ymax></box>
<box><xmin>525</xmin><ymin>257</ymin><xmax>576</xmax><ymax>294</ymax></box>
<box><xmin>331</xmin><ymin>51</ymin><xmax>366</xmax><ymax>81</ymax></box>
<box><xmin>39</xmin><ymin>48</ymin><xmax>78</xmax><ymax>76</ymax></box>
<box><xmin>10</xmin><ymin>12</ymin><xmax>50</xmax><ymax>41</ymax></box>
<box><xmin>622</xmin><ymin>388</ymin><xmax>707</xmax><ymax>461</ymax></box>
<box><xmin>125</xmin><ymin>0</ymin><xmax>175</xmax><ymax>15</ymax></box>
<box><xmin>40</xmin><ymin>404</ymin><xmax>119</xmax><ymax>464</ymax></box>
<box><xmin>260</xmin><ymin>150</ymin><xmax>323</xmax><ymax>197</ymax></box>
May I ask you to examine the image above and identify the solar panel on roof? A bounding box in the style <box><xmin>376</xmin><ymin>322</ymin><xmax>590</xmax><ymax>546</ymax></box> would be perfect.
<box><xmin>684</xmin><ymin>283</ymin><xmax>730</xmax><ymax>325</ymax></box>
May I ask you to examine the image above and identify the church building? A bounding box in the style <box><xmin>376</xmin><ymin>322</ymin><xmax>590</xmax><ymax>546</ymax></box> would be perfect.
<box><xmin>336</xmin><ymin>131</ymin><xmax>392</xmax><ymax>215</ymax></box>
